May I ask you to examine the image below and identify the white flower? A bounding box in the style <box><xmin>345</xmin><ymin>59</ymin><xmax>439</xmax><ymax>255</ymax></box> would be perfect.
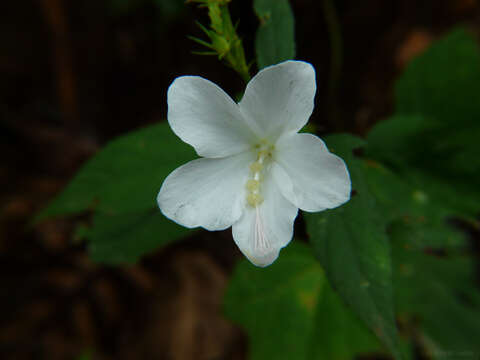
<box><xmin>157</xmin><ymin>61</ymin><xmax>351</xmax><ymax>267</ymax></box>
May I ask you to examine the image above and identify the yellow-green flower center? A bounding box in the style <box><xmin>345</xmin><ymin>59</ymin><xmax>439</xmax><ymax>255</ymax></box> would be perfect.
<box><xmin>246</xmin><ymin>140</ymin><xmax>274</xmax><ymax>207</ymax></box>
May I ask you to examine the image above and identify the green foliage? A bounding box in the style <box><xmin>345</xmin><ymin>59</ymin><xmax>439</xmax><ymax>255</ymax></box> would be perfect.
<box><xmin>392</xmin><ymin>235</ymin><xmax>480</xmax><ymax>357</ymax></box>
<box><xmin>366</xmin><ymin>114</ymin><xmax>440</xmax><ymax>171</ymax></box>
<box><xmin>37</xmin><ymin>123</ymin><xmax>196</xmax><ymax>264</ymax></box>
<box><xmin>37</xmin><ymin>17</ymin><xmax>480</xmax><ymax>360</ymax></box>
<box><xmin>303</xmin><ymin>28</ymin><xmax>480</xmax><ymax>359</ymax></box>
<box><xmin>364</xmin><ymin>158</ymin><xmax>467</xmax><ymax>251</ymax></box>
<box><xmin>189</xmin><ymin>0</ymin><xmax>251</xmax><ymax>82</ymax></box>
<box><xmin>396</xmin><ymin>28</ymin><xmax>480</xmax><ymax>126</ymax></box>
<box><xmin>224</xmin><ymin>242</ymin><xmax>382</xmax><ymax>360</ymax></box>
<box><xmin>305</xmin><ymin>134</ymin><xmax>404</xmax><ymax>359</ymax></box>
<box><xmin>369</xmin><ymin>28</ymin><xmax>480</xmax><ymax>219</ymax></box>
<box><xmin>365</xmin><ymin>27</ymin><xmax>480</xmax><ymax>357</ymax></box>
<box><xmin>253</xmin><ymin>0</ymin><xmax>296</xmax><ymax>69</ymax></box>
<box><xmin>366</xmin><ymin>115</ymin><xmax>480</xmax><ymax>219</ymax></box>
<box><xmin>85</xmin><ymin>209</ymin><xmax>192</xmax><ymax>264</ymax></box>
<box><xmin>394</xmin><ymin>28</ymin><xmax>480</xmax><ymax>188</ymax></box>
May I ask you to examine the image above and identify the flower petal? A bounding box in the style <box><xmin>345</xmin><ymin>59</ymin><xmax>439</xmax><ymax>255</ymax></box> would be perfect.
<box><xmin>273</xmin><ymin>133</ymin><xmax>351</xmax><ymax>212</ymax></box>
<box><xmin>168</xmin><ymin>76</ymin><xmax>255</xmax><ymax>158</ymax></box>
<box><xmin>239</xmin><ymin>61</ymin><xmax>316</xmax><ymax>141</ymax></box>
<box><xmin>232</xmin><ymin>172</ymin><xmax>298</xmax><ymax>267</ymax></box>
<box><xmin>158</xmin><ymin>152</ymin><xmax>253</xmax><ymax>231</ymax></box>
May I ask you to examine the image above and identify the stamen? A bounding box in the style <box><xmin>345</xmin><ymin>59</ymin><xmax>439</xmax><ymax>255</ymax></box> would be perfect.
<box><xmin>250</xmin><ymin>161</ymin><xmax>263</xmax><ymax>173</ymax></box>
<box><xmin>247</xmin><ymin>193</ymin><xmax>263</xmax><ymax>207</ymax></box>
<box><xmin>245</xmin><ymin>140</ymin><xmax>274</xmax><ymax>208</ymax></box>
<box><xmin>246</xmin><ymin>179</ymin><xmax>260</xmax><ymax>191</ymax></box>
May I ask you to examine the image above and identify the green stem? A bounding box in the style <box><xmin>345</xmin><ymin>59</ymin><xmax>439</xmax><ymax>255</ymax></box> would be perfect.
<box><xmin>322</xmin><ymin>0</ymin><xmax>343</xmax><ymax>130</ymax></box>
<box><xmin>221</xmin><ymin>7</ymin><xmax>251</xmax><ymax>83</ymax></box>
<box><xmin>189</xmin><ymin>1</ymin><xmax>251</xmax><ymax>83</ymax></box>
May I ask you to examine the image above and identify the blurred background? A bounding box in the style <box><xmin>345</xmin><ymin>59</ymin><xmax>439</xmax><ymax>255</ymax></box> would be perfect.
<box><xmin>1</xmin><ymin>0</ymin><xmax>479</xmax><ymax>359</ymax></box>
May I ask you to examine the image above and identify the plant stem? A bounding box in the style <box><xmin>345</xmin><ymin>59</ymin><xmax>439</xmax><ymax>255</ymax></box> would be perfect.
<box><xmin>221</xmin><ymin>6</ymin><xmax>251</xmax><ymax>82</ymax></box>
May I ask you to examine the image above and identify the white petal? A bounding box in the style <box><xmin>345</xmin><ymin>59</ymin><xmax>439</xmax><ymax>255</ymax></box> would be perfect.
<box><xmin>232</xmin><ymin>172</ymin><xmax>298</xmax><ymax>267</ymax></box>
<box><xmin>168</xmin><ymin>76</ymin><xmax>255</xmax><ymax>158</ymax></box>
<box><xmin>273</xmin><ymin>133</ymin><xmax>351</xmax><ymax>212</ymax></box>
<box><xmin>158</xmin><ymin>152</ymin><xmax>253</xmax><ymax>231</ymax></box>
<box><xmin>239</xmin><ymin>61</ymin><xmax>316</xmax><ymax>141</ymax></box>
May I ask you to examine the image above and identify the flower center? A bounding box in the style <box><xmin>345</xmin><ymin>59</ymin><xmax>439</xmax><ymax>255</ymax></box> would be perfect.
<box><xmin>246</xmin><ymin>140</ymin><xmax>274</xmax><ymax>207</ymax></box>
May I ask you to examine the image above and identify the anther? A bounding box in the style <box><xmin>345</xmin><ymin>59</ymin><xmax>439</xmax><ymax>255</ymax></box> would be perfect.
<box><xmin>246</xmin><ymin>179</ymin><xmax>260</xmax><ymax>191</ymax></box>
<box><xmin>250</xmin><ymin>161</ymin><xmax>263</xmax><ymax>173</ymax></box>
<box><xmin>257</xmin><ymin>150</ymin><xmax>270</xmax><ymax>159</ymax></box>
<box><xmin>245</xmin><ymin>141</ymin><xmax>274</xmax><ymax>208</ymax></box>
<box><xmin>247</xmin><ymin>193</ymin><xmax>264</xmax><ymax>207</ymax></box>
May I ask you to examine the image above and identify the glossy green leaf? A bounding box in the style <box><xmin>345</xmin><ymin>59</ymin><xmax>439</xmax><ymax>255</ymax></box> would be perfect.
<box><xmin>253</xmin><ymin>0</ymin><xmax>295</xmax><ymax>69</ymax></box>
<box><xmin>367</xmin><ymin>113</ymin><xmax>480</xmax><ymax>181</ymax></box>
<box><xmin>401</xmin><ymin>170</ymin><xmax>480</xmax><ymax>220</ymax></box>
<box><xmin>363</xmin><ymin>160</ymin><xmax>467</xmax><ymax>251</ymax></box>
<box><xmin>224</xmin><ymin>242</ymin><xmax>381</xmax><ymax>360</ymax></box>
<box><xmin>304</xmin><ymin>134</ymin><xmax>403</xmax><ymax>359</ymax></box>
<box><xmin>39</xmin><ymin>123</ymin><xmax>195</xmax><ymax>218</ymax></box>
<box><xmin>396</xmin><ymin>28</ymin><xmax>480</xmax><ymax>126</ymax></box>
<box><xmin>435</xmin><ymin>125</ymin><xmax>480</xmax><ymax>176</ymax></box>
<box><xmin>366</xmin><ymin>114</ymin><xmax>440</xmax><ymax>171</ymax></box>
<box><xmin>394</xmin><ymin>28</ymin><xmax>480</xmax><ymax>180</ymax></box>
<box><xmin>37</xmin><ymin>122</ymin><xmax>196</xmax><ymax>263</ymax></box>
<box><xmin>392</xmin><ymin>234</ymin><xmax>480</xmax><ymax>356</ymax></box>
<box><xmin>86</xmin><ymin>209</ymin><xmax>192</xmax><ymax>264</ymax></box>
<box><xmin>367</xmin><ymin>112</ymin><xmax>480</xmax><ymax>218</ymax></box>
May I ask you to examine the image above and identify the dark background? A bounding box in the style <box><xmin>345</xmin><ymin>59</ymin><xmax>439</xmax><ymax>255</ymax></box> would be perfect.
<box><xmin>1</xmin><ymin>0</ymin><xmax>479</xmax><ymax>359</ymax></box>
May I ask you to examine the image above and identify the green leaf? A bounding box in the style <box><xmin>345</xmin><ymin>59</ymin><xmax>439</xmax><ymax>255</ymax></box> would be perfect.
<box><xmin>37</xmin><ymin>122</ymin><xmax>196</xmax><ymax>264</ymax></box>
<box><xmin>224</xmin><ymin>242</ymin><xmax>382</xmax><ymax>360</ymax></box>
<box><xmin>363</xmin><ymin>160</ymin><xmax>467</xmax><ymax>251</ymax></box>
<box><xmin>367</xmin><ymin>113</ymin><xmax>480</xmax><ymax>180</ymax></box>
<box><xmin>396</xmin><ymin>28</ymin><xmax>480</xmax><ymax>126</ymax></box>
<box><xmin>366</xmin><ymin>114</ymin><xmax>480</xmax><ymax>218</ymax></box>
<box><xmin>366</xmin><ymin>114</ymin><xmax>440</xmax><ymax>171</ymax></box>
<box><xmin>402</xmin><ymin>170</ymin><xmax>480</xmax><ymax>220</ymax></box>
<box><xmin>393</xmin><ymin>28</ymin><xmax>480</xmax><ymax>184</ymax></box>
<box><xmin>387</xmin><ymin>218</ymin><xmax>466</xmax><ymax>258</ymax></box>
<box><xmin>253</xmin><ymin>0</ymin><xmax>295</xmax><ymax>69</ymax></box>
<box><xmin>304</xmin><ymin>134</ymin><xmax>403</xmax><ymax>359</ymax></box>
<box><xmin>392</xmin><ymin>234</ymin><xmax>480</xmax><ymax>356</ymax></box>
<box><xmin>87</xmin><ymin>209</ymin><xmax>192</xmax><ymax>264</ymax></box>
<box><xmin>350</xmin><ymin>27</ymin><xmax>480</xmax><ymax>357</ymax></box>
<box><xmin>38</xmin><ymin>123</ymin><xmax>195</xmax><ymax>217</ymax></box>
